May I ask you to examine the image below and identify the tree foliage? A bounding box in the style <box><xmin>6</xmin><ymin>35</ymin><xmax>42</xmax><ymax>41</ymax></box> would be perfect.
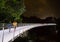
<box><xmin>0</xmin><ymin>0</ymin><xmax>25</xmax><ymax>22</ymax></box>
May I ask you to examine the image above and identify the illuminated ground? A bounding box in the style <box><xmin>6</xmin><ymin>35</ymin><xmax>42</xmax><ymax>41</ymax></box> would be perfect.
<box><xmin>0</xmin><ymin>23</ymin><xmax>56</xmax><ymax>42</ymax></box>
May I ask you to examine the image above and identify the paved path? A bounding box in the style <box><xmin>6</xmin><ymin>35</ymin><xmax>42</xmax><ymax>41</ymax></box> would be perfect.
<box><xmin>0</xmin><ymin>23</ymin><xmax>56</xmax><ymax>42</ymax></box>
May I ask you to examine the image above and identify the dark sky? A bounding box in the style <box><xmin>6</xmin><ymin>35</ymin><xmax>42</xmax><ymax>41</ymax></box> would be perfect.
<box><xmin>23</xmin><ymin>0</ymin><xmax>60</xmax><ymax>19</ymax></box>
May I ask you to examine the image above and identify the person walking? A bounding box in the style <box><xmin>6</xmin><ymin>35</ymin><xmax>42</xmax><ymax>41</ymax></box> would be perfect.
<box><xmin>12</xmin><ymin>21</ymin><xmax>17</xmax><ymax>32</ymax></box>
<box><xmin>7</xmin><ymin>23</ymin><xmax>12</xmax><ymax>32</ymax></box>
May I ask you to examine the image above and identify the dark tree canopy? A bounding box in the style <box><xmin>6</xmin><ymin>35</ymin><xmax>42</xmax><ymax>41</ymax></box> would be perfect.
<box><xmin>0</xmin><ymin>0</ymin><xmax>25</xmax><ymax>22</ymax></box>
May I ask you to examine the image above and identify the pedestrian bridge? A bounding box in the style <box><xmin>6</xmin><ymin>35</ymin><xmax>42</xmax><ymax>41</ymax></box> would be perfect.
<box><xmin>0</xmin><ymin>23</ymin><xmax>56</xmax><ymax>42</ymax></box>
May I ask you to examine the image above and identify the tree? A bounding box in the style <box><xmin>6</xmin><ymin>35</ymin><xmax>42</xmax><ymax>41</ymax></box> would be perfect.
<box><xmin>0</xmin><ymin>0</ymin><xmax>25</xmax><ymax>22</ymax></box>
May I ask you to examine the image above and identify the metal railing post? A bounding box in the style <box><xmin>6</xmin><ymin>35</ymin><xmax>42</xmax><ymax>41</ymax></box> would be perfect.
<box><xmin>2</xmin><ymin>23</ymin><xmax>4</xmax><ymax>42</ymax></box>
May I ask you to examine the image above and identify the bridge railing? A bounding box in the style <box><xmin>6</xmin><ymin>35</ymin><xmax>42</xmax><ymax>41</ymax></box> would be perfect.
<box><xmin>0</xmin><ymin>23</ymin><xmax>56</xmax><ymax>30</ymax></box>
<box><xmin>0</xmin><ymin>23</ymin><xmax>28</xmax><ymax>30</ymax></box>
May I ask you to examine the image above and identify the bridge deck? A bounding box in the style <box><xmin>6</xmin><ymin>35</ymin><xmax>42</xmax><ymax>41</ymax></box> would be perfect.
<box><xmin>0</xmin><ymin>23</ymin><xmax>56</xmax><ymax>42</ymax></box>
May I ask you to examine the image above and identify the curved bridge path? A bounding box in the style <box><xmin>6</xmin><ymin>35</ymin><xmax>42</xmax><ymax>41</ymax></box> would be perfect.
<box><xmin>0</xmin><ymin>23</ymin><xmax>56</xmax><ymax>42</ymax></box>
